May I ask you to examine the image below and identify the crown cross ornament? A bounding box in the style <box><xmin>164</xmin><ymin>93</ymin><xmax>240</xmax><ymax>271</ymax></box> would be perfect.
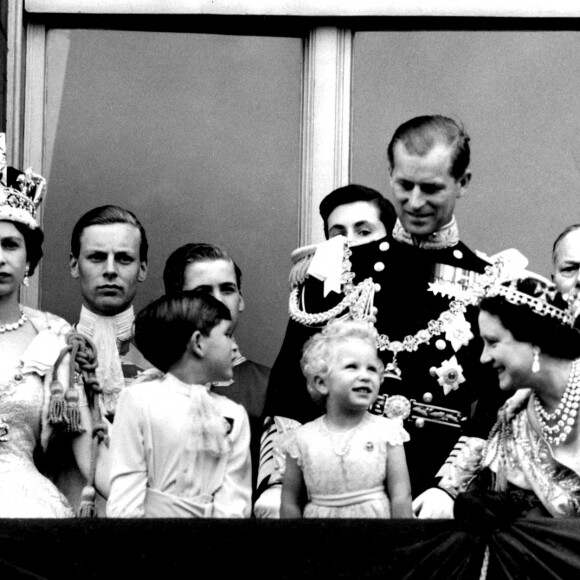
<box><xmin>0</xmin><ymin>133</ymin><xmax>46</xmax><ymax>230</ymax></box>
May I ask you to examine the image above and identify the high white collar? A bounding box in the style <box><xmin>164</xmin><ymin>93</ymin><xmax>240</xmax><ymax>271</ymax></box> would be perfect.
<box><xmin>77</xmin><ymin>304</ymin><xmax>135</xmax><ymax>343</ymax></box>
<box><xmin>392</xmin><ymin>216</ymin><xmax>460</xmax><ymax>249</ymax></box>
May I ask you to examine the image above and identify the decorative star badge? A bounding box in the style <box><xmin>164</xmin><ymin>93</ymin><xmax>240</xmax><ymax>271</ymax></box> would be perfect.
<box><xmin>431</xmin><ymin>356</ymin><xmax>466</xmax><ymax>395</ymax></box>
<box><xmin>443</xmin><ymin>311</ymin><xmax>474</xmax><ymax>351</ymax></box>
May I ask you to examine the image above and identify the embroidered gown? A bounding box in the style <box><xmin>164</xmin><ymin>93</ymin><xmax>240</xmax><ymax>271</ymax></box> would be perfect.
<box><xmin>0</xmin><ymin>308</ymin><xmax>77</xmax><ymax>517</ymax></box>
<box><xmin>278</xmin><ymin>413</ymin><xmax>409</xmax><ymax>518</ymax></box>
<box><xmin>439</xmin><ymin>397</ymin><xmax>580</xmax><ymax>517</ymax></box>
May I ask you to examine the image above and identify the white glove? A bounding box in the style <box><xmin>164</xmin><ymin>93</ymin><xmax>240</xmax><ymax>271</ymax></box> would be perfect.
<box><xmin>412</xmin><ymin>488</ymin><xmax>454</xmax><ymax>519</ymax></box>
<box><xmin>253</xmin><ymin>485</ymin><xmax>282</xmax><ymax>519</ymax></box>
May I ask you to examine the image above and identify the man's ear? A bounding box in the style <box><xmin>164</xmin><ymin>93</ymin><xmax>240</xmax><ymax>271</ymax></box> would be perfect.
<box><xmin>456</xmin><ymin>170</ymin><xmax>471</xmax><ymax>199</ymax></box>
<box><xmin>138</xmin><ymin>261</ymin><xmax>148</xmax><ymax>283</ymax></box>
<box><xmin>388</xmin><ymin>166</ymin><xmax>395</xmax><ymax>188</ymax></box>
<box><xmin>313</xmin><ymin>375</ymin><xmax>329</xmax><ymax>396</ymax></box>
<box><xmin>70</xmin><ymin>253</ymin><xmax>80</xmax><ymax>279</ymax></box>
<box><xmin>189</xmin><ymin>330</ymin><xmax>204</xmax><ymax>358</ymax></box>
<box><xmin>238</xmin><ymin>292</ymin><xmax>245</xmax><ymax>314</ymax></box>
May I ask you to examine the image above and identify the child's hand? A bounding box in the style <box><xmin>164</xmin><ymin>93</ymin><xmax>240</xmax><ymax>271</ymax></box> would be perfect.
<box><xmin>412</xmin><ymin>488</ymin><xmax>454</xmax><ymax>519</ymax></box>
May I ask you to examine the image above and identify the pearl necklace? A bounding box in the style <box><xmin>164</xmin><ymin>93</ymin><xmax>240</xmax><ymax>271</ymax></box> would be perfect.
<box><xmin>0</xmin><ymin>309</ymin><xmax>27</xmax><ymax>333</ymax></box>
<box><xmin>322</xmin><ymin>416</ymin><xmax>364</xmax><ymax>457</ymax></box>
<box><xmin>532</xmin><ymin>358</ymin><xmax>580</xmax><ymax>446</ymax></box>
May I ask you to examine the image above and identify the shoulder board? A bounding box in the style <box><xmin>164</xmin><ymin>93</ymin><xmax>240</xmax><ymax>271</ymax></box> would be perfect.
<box><xmin>288</xmin><ymin>243</ymin><xmax>320</xmax><ymax>288</ymax></box>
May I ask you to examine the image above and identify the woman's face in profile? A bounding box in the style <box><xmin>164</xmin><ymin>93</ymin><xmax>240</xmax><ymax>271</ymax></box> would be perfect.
<box><xmin>0</xmin><ymin>220</ymin><xmax>28</xmax><ymax>298</ymax></box>
<box><xmin>478</xmin><ymin>310</ymin><xmax>534</xmax><ymax>392</ymax></box>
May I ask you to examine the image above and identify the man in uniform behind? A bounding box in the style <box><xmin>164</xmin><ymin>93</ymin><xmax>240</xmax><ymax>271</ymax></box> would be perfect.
<box><xmin>255</xmin><ymin>115</ymin><xmax>504</xmax><ymax>517</ymax></box>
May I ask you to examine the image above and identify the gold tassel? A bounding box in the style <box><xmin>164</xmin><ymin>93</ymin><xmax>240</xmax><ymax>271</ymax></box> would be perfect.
<box><xmin>64</xmin><ymin>387</ymin><xmax>82</xmax><ymax>433</ymax></box>
<box><xmin>78</xmin><ymin>485</ymin><xmax>96</xmax><ymax>518</ymax></box>
<box><xmin>48</xmin><ymin>379</ymin><xmax>66</xmax><ymax>424</ymax></box>
<box><xmin>494</xmin><ymin>457</ymin><xmax>508</xmax><ymax>492</ymax></box>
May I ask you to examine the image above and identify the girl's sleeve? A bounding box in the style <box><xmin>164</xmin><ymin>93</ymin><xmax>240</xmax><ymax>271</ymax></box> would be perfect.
<box><xmin>275</xmin><ymin>428</ymin><xmax>302</xmax><ymax>466</ymax></box>
<box><xmin>106</xmin><ymin>387</ymin><xmax>148</xmax><ymax>517</ymax></box>
<box><xmin>384</xmin><ymin>418</ymin><xmax>411</xmax><ymax>446</ymax></box>
<box><xmin>212</xmin><ymin>405</ymin><xmax>252</xmax><ymax>518</ymax></box>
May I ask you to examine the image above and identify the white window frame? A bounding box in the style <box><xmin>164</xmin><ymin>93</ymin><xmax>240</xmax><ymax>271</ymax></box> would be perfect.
<box><xmin>7</xmin><ymin>0</ymin><xmax>580</xmax><ymax>305</ymax></box>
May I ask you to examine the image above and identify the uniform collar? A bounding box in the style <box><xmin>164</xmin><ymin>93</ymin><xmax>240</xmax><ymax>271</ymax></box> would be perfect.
<box><xmin>392</xmin><ymin>216</ymin><xmax>460</xmax><ymax>250</ymax></box>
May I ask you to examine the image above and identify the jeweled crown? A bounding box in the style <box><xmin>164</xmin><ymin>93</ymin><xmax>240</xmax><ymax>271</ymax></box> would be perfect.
<box><xmin>0</xmin><ymin>133</ymin><xmax>46</xmax><ymax>230</ymax></box>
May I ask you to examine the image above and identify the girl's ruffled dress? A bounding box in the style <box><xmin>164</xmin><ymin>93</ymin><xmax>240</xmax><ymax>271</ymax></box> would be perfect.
<box><xmin>278</xmin><ymin>413</ymin><xmax>409</xmax><ymax>518</ymax></box>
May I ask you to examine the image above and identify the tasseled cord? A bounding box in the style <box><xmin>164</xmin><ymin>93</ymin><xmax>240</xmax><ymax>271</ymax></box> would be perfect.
<box><xmin>48</xmin><ymin>349</ymin><xmax>69</xmax><ymax>425</ymax></box>
<box><xmin>53</xmin><ymin>331</ymin><xmax>109</xmax><ymax>518</ymax></box>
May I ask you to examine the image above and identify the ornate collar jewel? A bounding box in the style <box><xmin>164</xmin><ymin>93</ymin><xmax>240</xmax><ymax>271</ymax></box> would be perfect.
<box><xmin>289</xmin><ymin>235</ymin><xmax>472</xmax><ymax>380</ymax></box>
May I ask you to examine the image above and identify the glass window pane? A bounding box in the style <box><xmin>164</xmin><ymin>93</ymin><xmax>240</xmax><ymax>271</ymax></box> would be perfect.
<box><xmin>352</xmin><ymin>30</ymin><xmax>580</xmax><ymax>276</ymax></box>
<box><xmin>43</xmin><ymin>27</ymin><xmax>302</xmax><ymax>367</ymax></box>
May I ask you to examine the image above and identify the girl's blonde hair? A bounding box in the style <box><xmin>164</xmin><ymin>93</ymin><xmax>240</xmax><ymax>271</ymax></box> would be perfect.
<box><xmin>300</xmin><ymin>318</ymin><xmax>383</xmax><ymax>404</ymax></box>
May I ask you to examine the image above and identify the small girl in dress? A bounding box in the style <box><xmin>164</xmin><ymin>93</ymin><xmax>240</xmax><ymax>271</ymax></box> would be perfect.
<box><xmin>279</xmin><ymin>319</ymin><xmax>412</xmax><ymax>518</ymax></box>
<box><xmin>107</xmin><ymin>290</ymin><xmax>251</xmax><ymax>518</ymax></box>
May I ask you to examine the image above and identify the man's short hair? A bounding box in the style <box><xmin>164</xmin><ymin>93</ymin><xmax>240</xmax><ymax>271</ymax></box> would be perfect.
<box><xmin>319</xmin><ymin>184</ymin><xmax>397</xmax><ymax>239</ymax></box>
<box><xmin>135</xmin><ymin>290</ymin><xmax>232</xmax><ymax>372</ymax></box>
<box><xmin>70</xmin><ymin>205</ymin><xmax>148</xmax><ymax>262</ymax></box>
<box><xmin>163</xmin><ymin>242</ymin><xmax>242</xmax><ymax>296</ymax></box>
<box><xmin>387</xmin><ymin>115</ymin><xmax>471</xmax><ymax>180</ymax></box>
<box><xmin>552</xmin><ymin>224</ymin><xmax>580</xmax><ymax>265</ymax></box>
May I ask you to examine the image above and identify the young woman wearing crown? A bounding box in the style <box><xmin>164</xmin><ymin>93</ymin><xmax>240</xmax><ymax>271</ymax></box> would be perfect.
<box><xmin>0</xmin><ymin>135</ymin><xmax>107</xmax><ymax>517</ymax></box>
<box><xmin>418</xmin><ymin>273</ymin><xmax>580</xmax><ymax>519</ymax></box>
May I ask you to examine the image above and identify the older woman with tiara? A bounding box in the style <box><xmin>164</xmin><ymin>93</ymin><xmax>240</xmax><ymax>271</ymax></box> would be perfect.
<box><xmin>417</xmin><ymin>265</ymin><xmax>580</xmax><ymax>519</ymax></box>
<box><xmin>0</xmin><ymin>134</ymin><xmax>106</xmax><ymax>517</ymax></box>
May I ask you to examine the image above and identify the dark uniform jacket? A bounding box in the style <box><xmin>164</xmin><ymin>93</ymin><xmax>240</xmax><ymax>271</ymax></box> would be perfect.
<box><xmin>213</xmin><ymin>359</ymin><xmax>270</xmax><ymax>503</ymax></box>
<box><xmin>263</xmin><ymin>232</ymin><xmax>506</xmax><ymax>496</ymax></box>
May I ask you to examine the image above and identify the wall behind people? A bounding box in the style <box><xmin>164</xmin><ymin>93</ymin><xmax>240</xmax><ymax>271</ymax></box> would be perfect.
<box><xmin>351</xmin><ymin>30</ymin><xmax>580</xmax><ymax>278</ymax></box>
<box><xmin>40</xmin><ymin>28</ymin><xmax>301</xmax><ymax>368</ymax></box>
<box><xmin>0</xmin><ymin>1</ymin><xmax>7</xmax><ymax>132</ymax></box>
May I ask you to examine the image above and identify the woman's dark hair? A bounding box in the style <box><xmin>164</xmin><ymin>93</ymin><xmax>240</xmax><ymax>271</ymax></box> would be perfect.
<box><xmin>135</xmin><ymin>289</ymin><xmax>231</xmax><ymax>372</ymax></box>
<box><xmin>319</xmin><ymin>184</ymin><xmax>396</xmax><ymax>238</ymax></box>
<box><xmin>479</xmin><ymin>277</ymin><xmax>580</xmax><ymax>360</ymax></box>
<box><xmin>13</xmin><ymin>222</ymin><xmax>44</xmax><ymax>276</ymax></box>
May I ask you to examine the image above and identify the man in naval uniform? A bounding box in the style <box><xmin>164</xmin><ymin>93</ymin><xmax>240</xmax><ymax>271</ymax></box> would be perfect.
<box><xmin>255</xmin><ymin>115</ymin><xmax>504</xmax><ymax>518</ymax></box>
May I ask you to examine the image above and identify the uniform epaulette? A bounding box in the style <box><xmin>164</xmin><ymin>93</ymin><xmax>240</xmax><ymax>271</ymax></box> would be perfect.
<box><xmin>288</xmin><ymin>242</ymin><xmax>320</xmax><ymax>288</ymax></box>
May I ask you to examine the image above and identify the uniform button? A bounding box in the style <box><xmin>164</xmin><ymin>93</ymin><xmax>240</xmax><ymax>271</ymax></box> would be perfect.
<box><xmin>374</xmin><ymin>262</ymin><xmax>385</xmax><ymax>272</ymax></box>
<box><xmin>379</xmin><ymin>241</ymin><xmax>390</xmax><ymax>252</ymax></box>
<box><xmin>423</xmin><ymin>392</ymin><xmax>433</xmax><ymax>403</ymax></box>
<box><xmin>374</xmin><ymin>283</ymin><xmax>381</xmax><ymax>293</ymax></box>
<box><xmin>435</xmin><ymin>339</ymin><xmax>446</xmax><ymax>350</ymax></box>
<box><xmin>453</xmin><ymin>249</ymin><xmax>463</xmax><ymax>259</ymax></box>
